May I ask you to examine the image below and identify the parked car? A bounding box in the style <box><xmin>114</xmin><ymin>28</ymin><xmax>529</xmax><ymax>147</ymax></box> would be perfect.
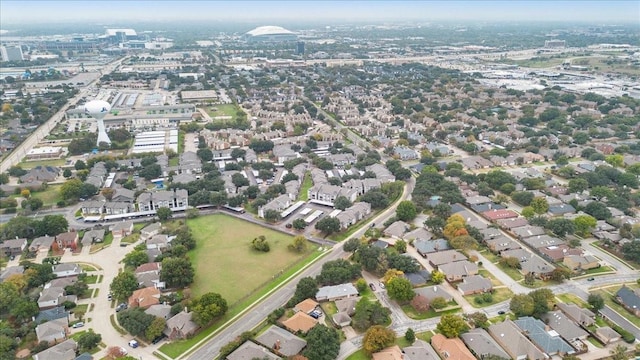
<box><xmin>587</xmin><ymin>277</ymin><xmax>595</xmax><ymax>281</ymax></box>
<box><xmin>72</xmin><ymin>322</ymin><xmax>84</xmax><ymax>328</ymax></box>
<box><xmin>128</xmin><ymin>340</ymin><xmax>138</xmax><ymax>348</ymax></box>
<box><xmin>497</xmin><ymin>311</ymin><xmax>506</xmax><ymax>315</ymax></box>
<box><xmin>108</xmin><ymin>293</ymin><xmax>112</xmax><ymax>300</ymax></box>
<box><xmin>151</xmin><ymin>335</ymin><xmax>167</xmax><ymax>344</ymax></box>
<box><xmin>369</xmin><ymin>283</ymin><xmax>376</xmax><ymax>291</ymax></box>
<box><xmin>379</xmin><ymin>282</ymin><xmax>385</xmax><ymax>289</ymax></box>
<box><xmin>116</xmin><ymin>303</ymin><xmax>128</xmax><ymax>312</ymax></box>
<box><xmin>309</xmin><ymin>310</ymin><xmax>322</xmax><ymax>319</ymax></box>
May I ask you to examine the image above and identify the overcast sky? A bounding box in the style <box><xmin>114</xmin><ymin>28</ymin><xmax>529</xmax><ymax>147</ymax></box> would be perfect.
<box><xmin>1</xmin><ymin>1</ymin><xmax>639</xmax><ymax>24</ymax></box>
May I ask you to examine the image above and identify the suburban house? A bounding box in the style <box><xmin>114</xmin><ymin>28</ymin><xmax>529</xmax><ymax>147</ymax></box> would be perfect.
<box><xmin>52</xmin><ymin>263</ymin><xmax>82</xmax><ymax>278</ymax></box>
<box><xmin>372</xmin><ymin>345</ymin><xmax>404</xmax><ymax>360</ymax></box>
<box><xmin>111</xmin><ymin>188</ymin><xmax>136</xmax><ymax>202</ymax></box>
<box><xmin>128</xmin><ymin>286</ymin><xmax>161</xmax><ymax>309</ymax></box>
<box><xmin>81</xmin><ymin>201</ymin><xmax>104</xmax><ymax>215</ymax></box>
<box><xmin>541</xmin><ymin>311</ymin><xmax>589</xmax><ymax>342</ymax></box>
<box><xmin>20</xmin><ymin>166</ymin><xmax>59</xmax><ymax>184</ymax></box>
<box><xmin>32</xmin><ymin>339</ymin><xmax>77</xmax><ymax>360</ymax></box>
<box><xmin>556</xmin><ymin>303</ymin><xmax>595</xmax><ymax>327</ymax></box>
<box><xmin>414</xmin><ymin>285</ymin><xmax>454</xmax><ymax>303</ymax></box>
<box><xmin>519</xmin><ymin>255</ymin><xmax>555</xmax><ymax>280</ymax></box>
<box><xmin>457</xmin><ymin>275</ymin><xmax>492</xmax><ymax>295</ymax></box>
<box><xmin>414</xmin><ymin>239</ymin><xmax>450</xmax><ymax>256</ymax></box>
<box><xmin>81</xmin><ymin>229</ymin><xmax>105</xmax><ymax>247</ymax></box>
<box><xmin>438</xmin><ymin>260</ymin><xmax>478</xmax><ymax>282</ymax></box>
<box><xmin>402</xmin><ymin>340</ymin><xmax>440</xmax><ymax>360</ymax></box>
<box><xmin>488</xmin><ymin>320</ymin><xmax>547</xmax><ymax>360</ymax></box>
<box><xmin>255</xmin><ymin>325</ymin><xmax>307</xmax><ymax>357</ymax></box>
<box><xmin>513</xmin><ymin>317</ymin><xmax>575</xmax><ymax>356</ymax></box>
<box><xmin>29</xmin><ymin>236</ymin><xmax>55</xmax><ymax>254</ymax></box>
<box><xmin>33</xmin><ymin>306</ymin><xmax>69</xmax><ymax>324</ymax></box>
<box><xmin>563</xmin><ymin>255</ymin><xmax>600</xmax><ymax>271</ymax></box>
<box><xmin>615</xmin><ymin>286</ymin><xmax>640</xmax><ymax>317</ymax></box>
<box><xmin>281</xmin><ymin>312</ymin><xmax>317</xmax><ymax>334</ymax></box>
<box><xmin>110</xmin><ymin>221</ymin><xmax>134</xmax><ymax>240</ymax></box>
<box><xmin>35</xmin><ymin>318</ymin><xmax>68</xmax><ymax>344</ymax></box>
<box><xmin>384</xmin><ymin>220</ymin><xmax>410</xmax><ymax>239</ymax></box>
<box><xmin>425</xmin><ymin>249</ymin><xmax>467</xmax><ymax>267</ymax></box>
<box><xmin>146</xmin><ymin>234</ymin><xmax>171</xmax><ymax>251</ymax></box>
<box><xmin>164</xmin><ymin>310</ymin><xmax>199</xmax><ymax>340</ymax></box>
<box><xmin>0</xmin><ymin>265</ymin><xmax>24</xmax><ymax>282</ymax></box>
<box><xmin>294</xmin><ymin>298</ymin><xmax>319</xmax><ymax>314</ymax></box>
<box><xmin>315</xmin><ymin>283</ymin><xmax>359</xmax><ymax>302</ymax></box>
<box><xmin>403</xmin><ymin>228</ymin><xmax>433</xmax><ymax>242</ymax></box>
<box><xmin>461</xmin><ymin>328</ymin><xmax>510</xmax><ymax>360</ymax></box>
<box><xmin>55</xmin><ymin>232</ymin><xmax>79</xmax><ymax>249</ymax></box>
<box><xmin>394</xmin><ymin>146</ymin><xmax>419</xmax><ymax>160</ymax></box>
<box><xmin>137</xmin><ymin>189</ymin><xmax>189</xmax><ymax>212</ymax></box>
<box><xmin>135</xmin><ymin>262</ymin><xmax>165</xmax><ymax>289</ymax></box>
<box><xmin>145</xmin><ymin>304</ymin><xmax>172</xmax><ymax>320</ymax></box>
<box><xmin>0</xmin><ymin>238</ymin><xmax>27</xmax><ymax>257</ymax></box>
<box><xmin>227</xmin><ymin>341</ymin><xmax>280</xmax><ymax>360</ymax></box>
<box><xmin>595</xmin><ymin>327</ymin><xmax>622</xmax><ymax>344</ymax></box>
<box><xmin>431</xmin><ymin>334</ymin><xmax>475</xmax><ymax>360</ymax></box>
<box><xmin>141</xmin><ymin>222</ymin><xmax>162</xmax><ymax>239</ymax></box>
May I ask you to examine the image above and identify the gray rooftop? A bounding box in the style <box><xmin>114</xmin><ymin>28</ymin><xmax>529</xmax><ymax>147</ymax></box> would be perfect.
<box><xmin>461</xmin><ymin>328</ymin><xmax>510</xmax><ymax>360</ymax></box>
<box><xmin>255</xmin><ymin>325</ymin><xmax>307</xmax><ymax>357</ymax></box>
<box><xmin>514</xmin><ymin>317</ymin><xmax>575</xmax><ymax>355</ymax></box>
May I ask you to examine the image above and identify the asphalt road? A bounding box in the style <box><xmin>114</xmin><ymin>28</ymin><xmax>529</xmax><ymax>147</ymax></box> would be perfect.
<box><xmin>180</xmin><ymin>178</ymin><xmax>414</xmax><ymax>360</ymax></box>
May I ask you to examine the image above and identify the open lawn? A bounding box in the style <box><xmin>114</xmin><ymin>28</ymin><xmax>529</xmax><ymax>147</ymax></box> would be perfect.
<box><xmin>19</xmin><ymin>158</ymin><xmax>67</xmax><ymax>168</ymax></box>
<box><xmin>401</xmin><ymin>301</ymin><xmax>460</xmax><ymax>320</ymax></box>
<box><xmin>573</xmin><ymin>265</ymin><xmax>615</xmax><ymax>277</ymax></box>
<box><xmin>31</xmin><ymin>184</ymin><xmax>63</xmax><ymax>206</ymax></box>
<box><xmin>187</xmin><ymin>214</ymin><xmax>315</xmax><ymax>304</ymax></box>
<box><xmin>90</xmin><ymin>232</ymin><xmax>113</xmax><ymax>252</ymax></box>
<box><xmin>592</xmin><ymin>288</ymin><xmax>640</xmax><ymax>328</ymax></box>
<box><xmin>206</xmin><ymin>104</ymin><xmax>240</xmax><ymax>120</ymax></box>
<box><xmin>478</xmin><ymin>269</ymin><xmax>502</xmax><ymax>286</ymax></box>
<box><xmin>556</xmin><ymin>293</ymin><xmax>588</xmax><ymax>308</ymax></box>
<box><xmin>297</xmin><ymin>172</ymin><xmax>312</xmax><ymax>201</ymax></box>
<box><xmin>466</xmin><ymin>287</ymin><xmax>513</xmax><ymax>308</ymax></box>
<box><xmin>495</xmin><ymin>262</ymin><xmax>524</xmax><ymax>281</ymax></box>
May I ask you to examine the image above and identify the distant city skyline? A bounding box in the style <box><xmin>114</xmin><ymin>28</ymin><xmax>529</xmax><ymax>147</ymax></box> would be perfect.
<box><xmin>1</xmin><ymin>1</ymin><xmax>639</xmax><ymax>25</ymax></box>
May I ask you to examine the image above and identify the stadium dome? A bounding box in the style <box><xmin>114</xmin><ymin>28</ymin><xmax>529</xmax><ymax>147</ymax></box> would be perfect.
<box><xmin>244</xmin><ymin>26</ymin><xmax>297</xmax><ymax>42</ymax></box>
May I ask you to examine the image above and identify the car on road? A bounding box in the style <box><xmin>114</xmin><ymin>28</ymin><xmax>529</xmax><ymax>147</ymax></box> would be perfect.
<box><xmin>587</xmin><ymin>277</ymin><xmax>595</xmax><ymax>281</ymax></box>
<box><xmin>369</xmin><ymin>283</ymin><xmax>376</xmax><ymax>291</ymax></box>
<box><xmin>497</xmin><ymin>311</ymin><xmax>505</xmax><ymax>315</ymax></box>
<box><xmin>108</xmin><ymin>292</ymin><xmax>112</xmax><ymax>300</ymax></box>
<box><xmin>72</xmin><ymin>322</ymin><xmax>84</xmax><ymax>328</ymax></box>
<box><xmin>379</xmin><ymin>282</ymin><xmax>385</xmax><ymax>289</ymax></box>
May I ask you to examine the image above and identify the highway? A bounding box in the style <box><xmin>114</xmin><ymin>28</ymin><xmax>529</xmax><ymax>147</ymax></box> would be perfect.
<box><xmin>179</xmin><ymin>177</ymin><xmax>415</xmax><ymax>360</ymax></box>
<box><xmin>0</xmin><ymin>56</ymin><xmax>126</xmax><ymax>173</ymax></box>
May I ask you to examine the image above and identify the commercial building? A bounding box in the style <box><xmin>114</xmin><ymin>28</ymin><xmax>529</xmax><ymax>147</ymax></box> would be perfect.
<box><xmin>244</xmin><ymin>26</ymin><xmax>297</xmax><ymax>42</ymax></box>
<box><xmin>132</xmin><ymin>130</ymin><xmax>178</xmax><ymax>154</ymax></box>
<box><xmin>1</xmin><ymin>45</ymin><xmax>24</xmax><ymax>61</ymax></box>
<box><xmin>26</xmin><ymin>146</ymin><xmax>64</xmax><ymax>160</ymax></box>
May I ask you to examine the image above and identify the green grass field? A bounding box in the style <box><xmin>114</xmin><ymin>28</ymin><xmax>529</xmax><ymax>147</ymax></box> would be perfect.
<box><xmin>31</xmin><ymin>184</ymin><xmax>63</xmax><ymax>206</ymax></box>
<box><xmin>19</xmin><ymin>158</ymin><xmax>67</xmax><ymax>168</ymax></box>
<box><xmin>206</xmin><ymin>104</ymin><xmax>240</xmax><ymax>120</ymax></box>
<box><xmin>187</xmin><ymin>214</ymin><xmax>314</xmax><ymax>303</ymax></box>
<box><xmin>465</xmin><ymin>287</ymin><xmax>513</xmax><ymax>308</ymax></box>
<box><xmin>297</xmin><ymin>172</ymin><xmax>312</xmax><ymax>201</ymax></box>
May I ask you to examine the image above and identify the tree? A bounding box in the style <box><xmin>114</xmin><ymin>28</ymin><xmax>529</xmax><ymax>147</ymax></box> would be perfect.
<box><xmin>511</xmin><ymin>191</ymin><xmax>534</xmax><ymax>206</ymax></box>
<box><xmin>396</xmin><ymin>200</ymin><xmax>417</xmax><ymax>222</ymax></box>
<box><xmin>77</xmin><ymin>330</ymin><xmax>102</xmax><ymax>352</ymax></box>
<box><xmin>550</xmin><ymin>267</ymin><xmax>571</xmax><ymax>282</ymax></box>
<box><xmin>609</xmin><ymin>344</ymin><xmax>629</xmax><ymax>360</ymax></box>
<box><xmin>437</xmin><ymin>314</ymin><xmax>469</xmax><ymax>338</ymax></box>
<box><xmin>584</xmin><ymin>201</ymin><xmax>612</xmax><ymax>220</ymax></box>
<box><xmin>10</xmin><ymin>298</ymin><xmax>38</xmax><ymax>323</ymax></box>
<box><xmin>568</xmin><ymin>178</ymin><xmax>589</xmax><ymax>194</ymax></box>
<box><xmin>316</xmin><ymin>259</ymin><xmax>361</xmax><ymax>285</ymax></box>
<box><xmin>63</xmin><ymin>168</ymin><xmax>72</xmax><ymax>178</ymax></box>
<box><xmin>292</xmin><ymin>218</ymin><xmax>307</xmax><ymax>230</ymax></box>
<box><xmin>263</xmin><ymin>209</ymin><xmax>281</xmax><ymax>223</ymax></box>
<box><xmin>405</xmin><ymin>328</ymin><xmax>416</xmax><ymax>343</ymax></box>
<box><xmin>387</xmin><ymin>277</ymin><xmax>415</xmax><ymax>302</ymax></box>
<box><xmin>621</xmin><ymin>241</ymin><xmax>640</xmax><ymax>263</ymax></box>
<box><xmin>352</xmin><ymin>298</ymin><xmax>391</xmax><ymax>331</ymax></box>
<box><xmin>288</xmin><ymin>235</ymin><xmax>308</xmax><ymax>253</ymax></box>
<box><xmin>60</xmin><ymin>178</ymin><xmax>83</xmax><ymax>200</ymax></box>
<box><xmin>315</xmin><ymin>217</ymin><xmax>341</xmax><ymax>235</ymax></box>
<box><xmin>123</xmin><ymin>250</ymin><xmax>149</xmax><ymax>268</ymax></box>
<box><xmin>431</xmin><ymin>270</ymin><xmax>445</xmax><ymax>284</ymax></box>
<box><xmin>251</xmin><ymin>235</ymin><xmax>270</xmax><ymax>252</ymax></box>
<box><xmin>334</xmin><ymin>196</ymin><xmax>352</xmax><ymax>211</ymax></box>
<box><xmin>395</xmin><ymin>239</ymin><xmax>407</xmax><ymax>253</ymax></box>
<box><xmin>467</xmin><ymin>312</ymin><xmax>489</xmax><ymax>329</ymax></box>
<box><xmin>529</xmin><ymin>289</ymin><xmax>555</xmax><ymax>318</ymax></box>
<box><xmin>288</xmin><ymin>277</ymin><xmax>318</xmax><ymax>307</ymax></box>
<box><xmin>605</xmin><ymin>154</ymin><xmax>624</xmax><ymax>168</ymax></box>
<box><xmin>530</xmin><ymin>197</ymin><xmax>549</xmax><ymax>215</ymax></box>
<box><xmin>363</xmin><ymin>325</ymin><xmax>396</xmax><ymax>354</ymax></box>
<box><xmin>430</xmin><ymin>296</ymin><xmax>447</xmax><ymax>309</ymax></box>
<box><xmin>546</xmin><ymin>218</ymin><xmax>576</xmax><ymax>237</ymax></box>
<box><xmin>343</xmin><ymin>238</ymin><xmax>361</xmax><ymax>252</ymax></box>
<box><xmin>588</xmin><ymin>293</ymin><xmax>605</xmax><ymax>311</ymax></box>
<box><xmin>303</xmin><ymin>325</ymin><xmax>340</xmax><ymax>360</ymax></box>
<box><xmin>192</xmin><ymin>292</ymin><xmax>228</xmax><ymax>326</ymax></box>
<box><xmin>450</xmin><ymin>235</ymin><xmax>478</xmax><ymax>251</ymax></box>
<box><xmin>156</xmin><ymin>207</ymin><xmax>172</xmax><ymax>221</ymax></box>
<box><xmin>117</xmin><ymin>309</ymin><xmax>155</xmax><ymax>337</ymax></box>
<box><xmin>74</xmin><ymin>160</ymin><xmax>86</xmax><ymax>170</ymax></box>
<box><xmin>196</xmin><ymin>148</ymin><xmax>213</xmax><ymax>162</ymax></box>
<box><xmin>510</xmin><ymin>294</ymin><xmax>534</xmax><ymax>317</ymax></box>
<box><xmin>110</xmin><ymin>271</ymin><xmax>138</xmax><ymax>302</ymax></box>
<box><xmin>574</xmin><ymin>215</ymin><xmax>597</xmax><ymax>237</ymax></box>
<box><xmin>160</xmin><ymin>257</ymin><xmax>195</xmax><ymax>288</ymax></box>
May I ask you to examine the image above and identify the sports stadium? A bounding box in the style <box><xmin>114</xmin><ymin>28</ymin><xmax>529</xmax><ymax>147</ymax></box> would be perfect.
<box><xmin>244</xmin><ymin>26</ymin><xmax>297</xmax><ymax>42</ymax></box>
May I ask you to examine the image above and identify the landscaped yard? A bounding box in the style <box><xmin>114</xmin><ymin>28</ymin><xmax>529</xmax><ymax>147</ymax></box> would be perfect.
<box><xmin>401</xmin><ymin>301</ymin><xmax>460</xmax><ymax>320</ymax></box>
<box><xmin>187</xmin><ymin>214</ymin><xmax>316</xmax><ymax>304</ymax></box>
<box><xmin>297</xmin><ymin>171</ymin><xmax>312</xmax><ymax>201</ymax></box>
<box><xmin>556</xmin><ymin>293</ymin><xmax>588</xmax><ymax>308</ymax></box>
<box><xmin>577</xmin><ymin>265</ymin><xmax>615</xmax><ymax>276</ymax></box>
<box><xmin>478</xmin><ymin>269</ymin><xmax>502</xmax><ymax>286</ymax></box>
<box><xmin>90</xmin><ymin>232</ymin><xmax>113</xmax><ymax>252</ymax></box>
<box><xmin>495</xmin><ymin>262</ymin><xmax>523</xmax><ymax>281</ymax></box>
<box><xmin>592</xmin><ymin>288</ymin><xmax>640</xmax><ymax>328</ymax></box>
<box><xmin>14</xmin><ymin>184</ymin><xmax>63</xmax><ymax>206</ymax></box>
<box><xmin>465</xmin><ymin>287</ymin><xmax>513</xmax><ymax>308</ymax></box>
